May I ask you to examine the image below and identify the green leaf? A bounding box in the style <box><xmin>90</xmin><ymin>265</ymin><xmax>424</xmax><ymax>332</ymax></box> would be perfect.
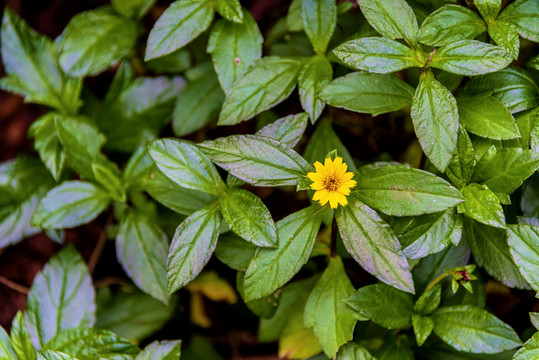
<box><xmin>0</xmin><ymin>326</ymin><xmax>17</xmax><ymax>360</ymax></box>
<box><xmin>215</xmin><ymin>233</ymin><xmax>256</xmax><ymax>271</ymax></box>
<box><xmin>286</xmin><ymin>0</ymin><xmax>304</xmax><ymax>32</ymax></box>
<box><xmin>357</xmin><ymin>0</ymin><xmax>419</xmax><ymax>44</ymax></box>
<box><xmin>432</xmin><ymin>306</ymin><xmax>521</xmax><ymax>353</ymax></box>
<box><xmin>220</xmin><ymin>188</ymin><xmax>277</xmax><ymax>247</ymax></box>
<box><xmin>412</xmin><ymin>314</ymin><xmax>435</xmax><ymax>347</ymax></box>
<box><xmin>116</xmin><ymin>210</ymin><xmax>169</xmax><ymax>304</ymax></box>
<box><xmin>354</xmin><ymin>164</ymin><xmax>463</xmax><ymax>216</ymax></box>
<box><xmin>207</xmin><ymin>10</ymin><xmax>262</xmax><ymax>93</ymax></box>
<box><xmin>375</xmin><ymin>333</ymin><xmax>414</xmax><ymax>360</ymax></box>
<box><xmin>337</xmin><ymin>342</ymin><xmax>376</xmax><ymax>360</ymax></box>
<box><xmin>446</xmin><ymin>129</ymin><xmax>475</xmax><ymax>189</ymax></box>
<box><xmin>167</xmin><ymin>202</ymin><xmax>221</xmax><ymax>293</ymax></box>
<box><xmin>214</xmin><ymin>0</ymin><xmax>242</xmax><ymax>23</ymax></box>
<box><xmin>31</xmin><ymin>181</ymin><xmax>111</xmax><ymax>229</ymax></box>
<box><xmin>416</xmin><ymin>5</ymin><xmax>486</xmax><ymax>47</ymax></box>
<box><xmin>145</xmin><ymin>0</ymin><xmax>214</xmax><ymax>60</ymax></box>
<box><xmin>92</xmin><ymin>164</ymin><xmax>126</xmax><ymax>202</ymax></box>
<box><xmin>302</xmin><ymin>0</ymin><xmax>337</xmax><ymax>54</ymax></box>
<box><xmin>172</xmin><ymin>64</ymin><xmax>224</xmax><ymax>137</ymax></box>
<box><xmin>217</xmin><ymin>56</ymin><xmax>302</xmax><ymax>125</ymax></box>
<box><xmin>414</xmin><ymin>284</ymin><xmax>442</xmax><ymax>315</ymax></box>
<box><xmin>473</xmin><ymin>148</ymin><xmax>539</xmax><ymax>195</ymax></box>
<box><xmin>44</xmin><ymin>328</ymin><xmax>140</xmax><ymax>359</ymax></box>
<box><xmin>336</xmin><ymin>195</ymin><xmax>414</xmax><ymax>293</ymax></box>
<box><xmin>475</xmin><ymin>0</ymin><xmax>501</xmax><ymax>20</ymax></box>
<box><xmin>59</xmin><ymin>9</ymin><xmax>137</xmax><ymax>76</ymax></box>
<box><xmin>456</xmin><ymin>96</ymin><xmax>520</xmax><ymax>140</ymax></box>
<box><xmin>112</xmin><ymin>0</ymin><xmax>157</xmax><ymax>19</ymax></box>
<box><xmin>488</xmin><ymin>21</ymin><xmax>520</xmax><ymax>60</ymax></box>
<box><xmin>411</xmin><ymin>69</ymin><xmax>459</xmax><ymax>171</ymax></box>
<box><xmin>256</xmin><ymin>113</ymin><xmax>309</xmax><ymax>148</ymax></box>
<box><xmin>11</xmin><ymin>312</ymin><xmax>36</xmax><ymax>360</ymax></box>
<box><xmin>28</xmin><ymin>113</ymin><xmax>65</xmax><ymax>181</ymax></box>
<box><xmin>136</xmin><ymin>340</ymin><xmax>181</xmax><ymax>360</ymax></box>
<box><xmin>498</xmin><ymin>0</ymin><xmax>539</xmax><ymax>42</ymax></box>
<box><xmin>25</xmin><ymin>246</ymin><xmax>96</xmax><ymax>349</ymax></box>
<box><xmin>37</xmin><ymin>350</ymin><xmax>76</xmax><ymax>360</ymax></box>
<box><xmin>148</xmin><ymin>139</ymin><xmax>226</xmax><ymax>196</ymax></box>
<box><xmin>430</xmin><ymin>40</ymin><xmax>512</xmax><ymax>76</ymax></box>
<box><xmin>461</xmin><ymin>184</ymin><xmax>506</xmax><ymax>229</ymax></box>
<box><xmin>304</xmin><ymin>257</ymin><xmax>357</xmax><ymax>358</ymax></box>
<box><xmin>464</xmin><ymin>218</ymin><xmax>530</xmax><ymax>289</ymax></box>
<box><xmin>459</xmin><ymin>67</ymin><xmax>539</xmax><ymax>114</ymax></box>
<box><xmin>514</xmin><ymin>332</ymin><xmax>539</xmax><ymax>360</ymax></box>
<box><xmin>298</xmin><ymin>55</ymin><xmax>332</xmax><ymax>123</ymax></box>
<box><xmin>322</xmin><ymin>71</ymin><xmax>414</xmax><ymax>116</ymax></box>
<box><xmin>507</xmin><ymin>225</ymin><xmax>539</xmax><ymax>292</ymax></box>
<box><xmin>346</xmin><ymin>283</ymin><xmax>413</xmax><ymax>329</ymax></box>
<box><xmin>243</xmin><ymin>206</ymin><xmax>323</xmax><ymax>301</ymax></box>
<box><xmin>198</xmin><ymin>134</ymin><xmax>311</xmax><ymax>187</ymax></box>
<box><xmin>333</xmin><ymin>37</ymin><xmax>422</xmax><ymax>74</ymax></box>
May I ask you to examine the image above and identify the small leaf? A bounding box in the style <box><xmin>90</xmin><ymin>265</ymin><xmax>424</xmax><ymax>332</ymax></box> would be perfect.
<box><xmin>198</xmin><ymin>134</ymin><xmax>312</xmax><ymax>187</ymax></box>
<box><xmin>92</xmin><ymin>163</ymin><xmax>126</xmax><ymax>202</ymax></box>
<box><xmin>136</xmin><ymin>340</ymin><xmax>181</xmax><ymax>360</ymax></box>
<box><xmin>446</xmin><ymin>128</ymin><xmax>475</xmax><ymax>189</ymax></box>
<box><xmin>298</xmin><ymin>55</ymin><xmax>332</xmax><ymax>123</ymax></box>
<box><xmin>31</xmin><ymin>181</ymin><xmax>111</xmax><ymax>230</ymax></box>
<box><xmin>513</xmin><ymin>332</ymin><xmax>539</xmax><ymax>360</ymax></box>
<box><xmin>412</xmin><ymin>314</ymin><xmax>434</xmax><ymax>347</ymax></box>
<box><xmin>475</xmin><ymin>0</ymin><xmax>501</xmax><ymax>20</ymax></box>
<box><xmin>461</xmin><ymin>183</ymin><xmax>506</xmax><ymax>229</ymax></box>
<box><xmin>167</xmin><ymin>202</ymin><xmax>221</xmax><ymax>293</ymax></box>
<box><xmin>215</xmin><ymin>233</ymin><xmax>256</xmax><ymax>271</ymax></box>
<box><xmin>354</xmin><ymin>164</ymin><xmax>464</xmax><ymax>216</ymax></box>
<box><xmin>256</xmin><ymin>113</ymin><xmax>309</xmax><ymax>148</ymax></box>
<box><xmin>337</xmin><ymin>195</ymin><xmax>414</xmax><ymax>293</ymax></box>
<box><xmin>145</xmin><ymin>0</ymin><xmax>215</xmax><ymax>60</ymax></box>
<box><xmin>414</xmin><ymin>284</ymin><xmax>442</xmax><ymax>315</ymax></box>
<box><xmin>302</xmin><ymin>0</ymin><xmax>337</xmax><ymax>54</ymax></box>
<box><xmin>28</xmin><ymin>113</ymin><xmax>65</xmax><ymax>181</ymax></box>
<box><xmin>333</xmin><ymin>37</ymin><xmax>422</xmax><ymax>74</ymax></box>
<box><xmin>11</xmin><ymin>312</ymin><xmax>36</xmax><ymax>360</ymax></box>
<box><xmin>346</xmin><ymin>283</ymin><xmax>413</xmax><ymax>329</ymax></box>
<box><xmin>304</xmin><ymin>257</ymin><xmax>357</xmax><ymax>358</ymax></box>
<box><xmin>337</xmin><ymin>342</ymin><xmax>376</xmax><ymax>360</ymax></box>
<box><xmin>148</xmin><ymin>139</ymin><xmax>226</xmax><ymax>196</ymax></box>
<box><xmin>498</xmin><ymin>0</ymin><xmax>539</xmax><ymax>42</ymax></box>
<box><xmin>243</xmin><ymin>206</ymin><xmax>323</xmax><ymax>301</ymax></box>
<box><xmin>411</xmin><ymin>69</ymin><xmax>459</xmax><ymax>171</ymax></box>
<box><xmin>432</xmin><ymin>306</ymin><xmax>522</xmax><ymax>353</ymax></box>
<box><xmin>507</xmin><ymin>225</ymin><xmax>539</xmax><ymax>292</ymax></box>
<box><xmin>214</xmin><ymin>0</ymin><xmax>243</xmax><ymax>23</ymax></box>
<box><xmin>417</xmin><ymin>5</ymin><xmax>486</xmax><ymax>47</ymax></box>
<box><xmin>37</xmin><ymin>350</ymin><xmax>77</xmax><ymax>360</ymax></box>
<box><xmin>488</xmin><ymin>20</ymin><xmax>520</xmax><ymax>60</ymax></box>
<box><xmin>112</xmin><ymin>0</ymin><xmax>157</xmax><ymax>19</ymax></box>
<box><xmin>0</xmin><ymin>326</ymin><xmax>17</xmax><ymax>360</ymax></box>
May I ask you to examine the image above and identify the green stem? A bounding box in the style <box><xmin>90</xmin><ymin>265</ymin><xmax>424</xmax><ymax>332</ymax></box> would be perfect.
<box><xmin>424</xmin><ymin>272</ymin><xmax>449</xmax><ymax>293</ymax></box>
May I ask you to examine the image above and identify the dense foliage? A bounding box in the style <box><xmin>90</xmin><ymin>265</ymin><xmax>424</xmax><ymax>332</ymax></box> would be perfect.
<box><xmin>1</xmin><ymin>0</ymin><xmax>539</xmax><ymax>359</ymax></box>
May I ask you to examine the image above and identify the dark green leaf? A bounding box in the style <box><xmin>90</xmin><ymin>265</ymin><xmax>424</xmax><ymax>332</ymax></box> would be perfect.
<box><xmin>417</xmin><ymin>5</ymin><xmax>486</xmax><ymax>47</ymax></box>
<box><xmin>507</xmin><ymin>225</ymin><xmax>539</xmax><ymax>292</ymax></box>
<box><xmin>414</xmin><ymin>284</ymin><xmax>441</xmax><ymax>315</ymax></box>
<box><xmin>432</xmin><ymin>306</ymin><xmax>521</xmax><ymax>353</ymax></box>
<box><xmin>333</xmin><ymin>37</ymin><xmax>422</xmax><ymax>74</ymax></box>
<box><xmin>28</xmin><ymin>113</ymin><xmax>65</xmax><ymax>181</ymax></box>
<box><xmin>167</xmin><ymin>202</ymin><xmax>221</xmax><ymax>293</ymax></box>
<box><xmin>214</xmin><ymin>0</ymin><xmax>242</xmax><ymax>23</ymax></box>
<box><xmin>25</xmin><ymin>246</ymin><xmax>95</xmax><ymax>348</ymax></box>
<box><xmin>513</xmin><ymin>332</ymin><xmax>539</xmax><ymax>360</ymax></box>
<box><xmin>136</xmin><ymin>340</ymin><xmax>181</xmax><ymax>360</ymax></box>
<box><xmin>59</xmin><ymin>9</ymin><xmax>137</xmax><ymax>76</ymax></box>
<box><xmin>298</xmin><ymin>55</ymin><xmax>332</xmax><ymax>123</ymax></box>
<box><xmin>498</xmin><ymin>0</ymin><xmax>539</xmax><ymax>42</ymax></box>
<box><xmin>256</xmin><ymin>113</ymin><xmax>309</xmax><ymax>148</ymax></box>
<box><xmin>475</xmin><ymin>0</ymin><xmax>501</xmax><ymax>20</ymax></box>
<box><xmin>446</xmin><ymin>129</ymin><xmax>475</xmax><ymax>189</ymax></box>
<box><xmin>207</xmin><ymin>10</ymin><xmax>263</xmax><ymax>93</ymax></box>
<box><xmin>412</xmin><ymin>314</ymin><xmax>434</xmax><ymax>347</ymax></box>
<box><xmin>11</xmin><ymin>312</ymin><xmax>36</xmax><ymax>360</ymax></box>
<box><xmin>488</xmin><ymin>21</ymin><xmax>520</xmax><ymax>60</ymax></box>
<box><xmin>337</xmin><ymin>342</ymin><xmax>376</xmax><ymax>360</ymax></box>
<box><xmin>243</xmin><ymin>206</ymin><xmax>323</xmax><ymax>301</ymax></box>
<box><xmin>354</xmin><ymin>164</ymin><xmax>463</xmax><ymax>216</ymax></box>
<box><xmin>31</xmin><ymin>181</ymin><xmax>111</xmax><ymax>229</ymax></box>
<box><xmin>320</xmin><ymin>72</ymin><xmax>414</xmax><ymax>116</ymax></box>
<box><xmin>375</xmin><ymin>333</ymin><xmax>414</xmax><ymax>360</ymax></box>
<box><xmin>215</xmin><ymin>233</ymin><xmax>256</xmax><ymax>271</ymax></box>
<box><xmin>145</xmin><ymin>49</ymin><xmax>191</xmax><ymax>73</ymax></box>
<box><xmin>112</xmin><ymin>0</ymin><xmax>157</xmax><ymax>19</ymax></box>
<box><xmin>145</xmin><ymin>0</ymin><xmax>214</xmax><ymax>60</ymax></box>
<box><xmin>337</xmin><ymin>195</ymin><xmax>414</xmax><ymax>293</ymax></box>
<box><xmin>37</xmin><ymin>350</ymin><xmax>76</xmax><ymax>360</ymax></box>
<box><xmin>218</xmin><ymin>56</ymin><xmax>302</xmax><ymax>125</ymax></box>
<box><xmin>116</xmin><ymin>210</ymin><xmax>169</xmax><ymax>303</ymax></box>
<box><xmin>461</xmin><ymin>184</ymin><xmax>506</xmax><ymax>229</ymax></box>
<box><xmin>302</xmin><ymin>0</ymin><xmax>337</xmax><ymax>54</ymax></box>
<box><xmin>346</xmin><ymin>283</ymin><xmax>413</xmax><ymax>329</ymax></box>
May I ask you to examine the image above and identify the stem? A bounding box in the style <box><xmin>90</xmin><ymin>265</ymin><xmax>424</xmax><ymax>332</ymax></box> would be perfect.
<box><xmin>88</xmin><ymin>212</ymin><xmax>114</xmax><ymax>274</ymax></box>
<box><xmin>0</xmin><ymin>275</ymin><xmax>29</xmax><ymax>295</ymax></box>
<box><xmin>424</xmin><ymin>272</ymin><xmax>449</xmax><ymax>293</ymax></box>
<box><xmin>330</xmin><ymin>216</ymin><xmax>337</xmax><ymax>257</ymax></box>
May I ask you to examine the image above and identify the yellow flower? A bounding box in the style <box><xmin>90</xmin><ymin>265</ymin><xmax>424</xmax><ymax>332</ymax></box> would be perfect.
<box><xmin>307</xmin><ymin>156</ymin><xmax>357</xmax><ymax>209</ymax></box>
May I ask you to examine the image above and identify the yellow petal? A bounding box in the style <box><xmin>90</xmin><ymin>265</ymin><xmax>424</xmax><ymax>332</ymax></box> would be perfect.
<box><xmin>335</xmin><ymin>192</ymin><xmax>348</xmax><ymax>206</ymax></box>
<box><xmin>324</xmin><ymin>157</ymin><xmax>334</xmax><ymax>175</ymax></box>
<box><xmin>341</xmin><ymin>179</ymin><xmax>357</xmax><ymax>189</ymax></box>
<box><xmin>307</xmin><ymin>172</ymin><xmax>323</xmax><ymax>182</ymax></box>
<box><xmin>310</xmin><ymin>182</ymin><xmax>325</xmax><ymax>190</ymax></box>
<box><xmin>338</xmin><ymin>187</ymin><xmax>351</xmax><ymax>196</ymax></box>
<box><xmin>314</xmin><ymin>161</ymin><xmax>326</xmax><ymax>176</ymax></box>
<box><xmin>328</xmin><ymin>193</ymin><xmax>339</xmax><ymax>209</ymax></box>
<box><xmin>341</xmin><ymin>172</ymin><xmax>355</xmax><ymax>181</ymax></box>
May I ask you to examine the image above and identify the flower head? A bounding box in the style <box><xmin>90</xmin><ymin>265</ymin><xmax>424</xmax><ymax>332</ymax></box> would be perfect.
<box><xmin>307</xmin><ymin>156</ymin><xmax>357</xmax><ymax>209</ymax></box>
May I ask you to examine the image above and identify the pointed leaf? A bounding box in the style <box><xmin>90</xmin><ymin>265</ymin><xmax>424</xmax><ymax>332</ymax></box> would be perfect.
<box><xmin>11</xmin><ymin>312</ymin><xmax>36</xmax><ymax>360</ymax></box>
<box><xmin>112</xmin><ymin>0</ymin><xmax>157</xmax><ymax>19</ymax></box>
<box><xmin>298</xmin><ymin>55</ymin><xmax>332</xmax><ymax>123</ymax></box>
<box><xmin>256</xmin><ymin>113</ymin><xmax>309</xmax><ymax>148</ymax></box>
<box><xmin>214</xmin><ymin>0</ymin><xmax>243</xmax><ymax>23</ymax></box>
<box><xmin>412</xmin><ymin>314</ymin><xmax>434</xmax><ymax>347</ymax></box>
<box><xmin>302</xmin><ymin>0</ymin><xmax>337</xmax><ymax>54</ymax></box>
<box><xmin>357</xmin><ymin>0</ymin><xmax>419</xmax><ymax>43</ymax></box>
<box><xmin>513</xmin><ymin>332</ymin><xmax>539</xmax><ymax>360</ymax></box>
<box><xmin>28</xmin><ymin>113</ymin><xmax>65</xmax><ymax>181</ymax></box>
<box><xmin>446</xmin><ymin>129</ymin><xmax>475</xmax><ymax>189</ymax></box>
<box><xmin>37</xmin><ymin>350</ymin><xmax>77</xmax><ymax>360</ymax></box>
<box><xmin>507</xmin><ymin>225</ymin><xmax>539</xmax><ymax>292</ymax></box>
<box><xmin>488</xmin><ymin>21</ymin><xmax>520</xmax><ymax>60</ymax></box>
<box><xmin>498</xmin><ymin>0</ymin><xmax>539</xmax><ymax>42</ymax></box>
<box><xmin>337</xmin><ymin>342</ymin><xmax>377</xmax><ymax>360</ymax></box>
<box><xmin>0</xmin><ymin>326</ymin><xmax>17</xmax><ymax>360</ymax></box>
<box><xmin>136</xmin><ymin>340</ymin><xmax>181</xmax><ymax>360</ymax></box>
<box><xmin>461</xmin><ymin>184</ymin><xmax>506</xmax><ymax>228</ymax></box>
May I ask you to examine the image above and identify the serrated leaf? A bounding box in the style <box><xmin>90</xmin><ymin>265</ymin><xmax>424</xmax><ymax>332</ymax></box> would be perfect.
<box><xmin>507</xmin><ymin>225</ymin><xmax>539</xmax><ymax>292</ymax></box>
<box><xmin>357</xmin><ymin>0</ymin><xmax>419</xmax><ymax>44</ymax></box>
<box><xmin>417</xmin><ymin>5</ymin><xmax>486</xmax><ymax>47</ymax></box>
<box><xmin>514</xmin><ymin>332</ymin><xmax>539</xmax><ymax>360</ymax></box>
<box><xmin>320</xmin><ymin>72</ymin><xmax>414</xmax><ymax>116</ymax></box>
<box><xmin>488</xmin><ymin>21</ymin><xmax>520</xmax><ymax>60</ymax></box>
<box><xmin>298</xmin><ymin>55</ymin><xmax>332</xmax><ymax>123</ymax></box>
<box><xmin>461</xmin><ymin>184</ymin><xmax>506</xmax><ymax>229</ymax></box>
<box><xmin>412</xmin><ymin>314</ymin><xmax>434</xmax><ymax>347</ymax></box>
<box><xmin>0</xmin><ymin>326</ymin><xmax>17</xmax><ymax>360</ymax></box>
<box><xmin>167</xmin><ymin>202</ymin><xmax>221</xmax><ymax>293</ymax></box>
<box><xmin>498</xmin><ymin>0</ymin><xmax>539</xmax><ymax>42</ymax></box>
<box><xmin>337</xmin><ymin>342</ymin><xmax>377</xmax><ymax>360</ymax></box>
<box><xmin>256</xmin><ymin>113</ymin><xmax>309</xmax><ymax>148</ymax></box>
<box><xmin>302</xmin><ymin>0</ymin><xmax>337</xmax><ymax>54</ymax></box>
<box><xmin>25</xmin><ymin>246</ymin><xmax>95</xmax><ymax>349</ymax></box>
<box><xmin>333</xmin><ymin>37</ymin><xmax>422</xmax><ymax>74</ymax></box>
<box><xmin>446</xmin><ymin>129</ymin><xmax>475</xmax><ymax>189</ymax></box>
<box><xmin>218</xmin><ymin>56</ymin><xmax>302</xmax><ymax>125</ymax></box>
<box><xmin>198</xmin><ymin>134</ymin><xmax>311</xmax><ymax>187</ymax></box>
<box><xmin>136</xmin><ymin>340</ymin><xmax>181</xmax><ymax>360</ymax></box>
<box><xmin>411</xmin><ymin>69</ymin><xmax>459</xmax><ymax>171</ymax></box>
<box><xmin>220</xmin><ymin>188</ymin><xmax>277</xmax><ymax>247</ymax></box>
<box><xmin>304</xmin><ymin>256</ymin><xmax>357</xmax><ymax>358</ymax></box>
<box><xmin>354</xmin><ymin>164</ymin><xmax>463</xmax><ymax>216</ymax></box>
<box><xmin>457</xmin><ymin>96</ymin><xmax>520</xmax><ymax>140</ymax></box>
<box><xmin>337</xmin><ymin>195</ymin><xmax>414</xmax><ymax>293</ymax></box>
<box><xmin>37</xmin><ymin>350</ymin><xmax>77</xmax><ymax>360</ymax></box>
<box><xmin>59</xmin><ymin>9</ymin><xmax>137</xmax><ymax>76</ymax></box>
<box><xmin>215</xmin><ymin>233</ymin><xmax>256</xmax><ymax>271</ymax></box>
<box><xmin>465</xmin><ymin>218</ymin><xmax>530</xmax><ymax>289</ymax></box>
<box><xmin>28</xmin><ymin>113</ymin><xmax>65</xmax><ymax>181</ymax></box>
<box><xmin>346</xmin><ymin>283</ymin><xmax>413</xmax><ymax>328</ymax></box>
<box><xmin>116</xmin><ymin>210</ymin><xmax>169</xmax><ymax>304</ymax></box>
<box><xmin>214</xmin><ymin>0</ymin><xmax>242</xmax><ymax>23</ymax></box>
<box><xmin>31</xmin><ymin>181</ymin><xmax>111</xmax><ymax>230</ymax></box>
<box><xmin>432</xmin><ymin>306</ymin><xmax>521</xmax><ymax>353</ymax></box>
<box><xmin>11</xmin><ymin>312</ymin><xmax>36</xmax><ymax>360</ymax></box>
<box><xmin>148</xmin><ymin>139</ymin><xmax>226</xmax><ymax>196</ymax></box>
<box><xmin>207</xmin><ymin>10</ymin><xmax>262</xmax><ymax>93</ymax></box>
<box><xmin>243</xmin><ymin>206</ymin><xmax>323</xmax><ymax>301</ymax></box>
<box><xmin>145</xmin><ymin>0</ymin><xmax>214</xmax><ymax>60</ymax></box>
<box><xmin>112</xmin><ymin>0</ymin><xmax>157</xmax><ymax>19</ymax></box>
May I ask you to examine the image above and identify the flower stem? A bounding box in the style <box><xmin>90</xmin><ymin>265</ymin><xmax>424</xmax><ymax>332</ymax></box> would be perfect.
<box><xmin>424</xmin><ymin>272</ymin><xmax>449</xmax><ymax>293</ymax></box>
<box><xmin>330</xmin><ymin>216</ymin><xmax>337</xmax><ymax>258</ymax></box>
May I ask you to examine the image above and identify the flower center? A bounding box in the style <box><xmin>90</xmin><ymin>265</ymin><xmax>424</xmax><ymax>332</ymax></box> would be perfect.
<box><xmin>324</xmin><ymin>177</ymin><xmax>340</xmax><ymax>192</ymax></box>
